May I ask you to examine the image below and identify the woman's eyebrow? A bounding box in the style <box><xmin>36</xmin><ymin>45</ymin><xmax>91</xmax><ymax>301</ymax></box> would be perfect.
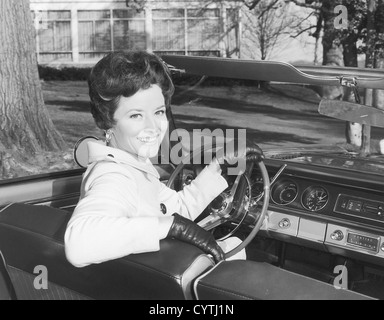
<box><xmin>127</xmin><ymin>105</ymin><xmax>165</xmax><ymax>113</ymax></box>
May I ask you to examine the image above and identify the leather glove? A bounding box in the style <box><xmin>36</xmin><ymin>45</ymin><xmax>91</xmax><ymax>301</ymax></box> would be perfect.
<box><xmin>167</xmin><ymin>213</ymin><xmax>225</xmax><ymax>263</ymax></box>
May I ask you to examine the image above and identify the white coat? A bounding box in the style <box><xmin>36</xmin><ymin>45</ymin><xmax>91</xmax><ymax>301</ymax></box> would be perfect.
<box><xmin>64</xmin><ymin>141</ymin><xmax>229</xmax><ymax>267</ymax></box>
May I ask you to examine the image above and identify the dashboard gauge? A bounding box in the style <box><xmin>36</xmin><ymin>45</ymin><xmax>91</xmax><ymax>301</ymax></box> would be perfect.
<box><xmin>301</xmin><ymin>186</ymin><xmax>329</xmax><ymax>212</ymax></box>
<box><xmin>271</xmin><ymin>180</ymin><xmax>298</xmax><ymax>205</ymax></box>
<box><xmin>251</xmin><ymin>176</ymin><xmax>264</xmax><ymax>199</ymax></box>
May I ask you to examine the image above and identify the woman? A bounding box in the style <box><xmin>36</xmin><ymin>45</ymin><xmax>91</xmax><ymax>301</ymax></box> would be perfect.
<box><xmin>64</xmin><ymin>50</ymin><xmax>245</xmax><ymax>268</ymax></box>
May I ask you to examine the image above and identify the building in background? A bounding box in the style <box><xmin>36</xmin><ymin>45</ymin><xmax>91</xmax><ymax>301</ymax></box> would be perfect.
<box><xmin>30</xmin><ymin>0</ymin><xmax>242</xmax><ymax>66</ymax></box>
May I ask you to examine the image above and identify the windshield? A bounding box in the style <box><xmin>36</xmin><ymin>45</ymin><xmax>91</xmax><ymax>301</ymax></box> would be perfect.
<box><xmin>167</xmin><ymin>65</ymin><xmax>384</xmax><ymax>176</ymax></box>
<box><xmin>2</xmin><ymin>0</ymin><xmax>384</xmax><ymax>183</ymax></box>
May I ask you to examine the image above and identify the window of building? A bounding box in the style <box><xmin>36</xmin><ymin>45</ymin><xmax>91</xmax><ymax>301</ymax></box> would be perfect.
<box><xmin>226</xmin><ymin>8</ymin><xmax>240</xmax><ymax>58</ymax></box>
<box><xmin>113</xmin><ymin>10</ymin><xmax>146</xmax><ymax>51</ymax></box>
<box><xmin>153</xmin><ymin>9</ymin><xmax>186</xmax><ymax>54</ymax></box>
<box><xmin>78</xmin><ymin>10</ymin><xmax>112</xmax><ymax>61</ymax></box>
<box><xmin>187</xmin><ymin>9</ymin><xmax>220</xmax><ymax>55</ymax></box>
<box><xmin>78</xmin><ymin>9</ymin><xmax>146</xmax><ymax>61</ymax></box>
<box><xmin>34</xmin><ymin>7</ymin><xmax>224</xmax><ymax>63</ymax></box>
<box><xmin>152</xmin><ymin>8</ymin><xmax>220</xmax><ymax>56</ymax></box>
<box><xmin>36</xmin><ymin>11</ymin><xmax>72</xmax><ymax>63</ymax></box>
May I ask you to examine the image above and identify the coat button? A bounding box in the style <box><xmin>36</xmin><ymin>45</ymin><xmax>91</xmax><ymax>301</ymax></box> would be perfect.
<box><xmin>160</xmin><ymin>203</ymin><xmax>167</xmax><ymax>215</ymax></box>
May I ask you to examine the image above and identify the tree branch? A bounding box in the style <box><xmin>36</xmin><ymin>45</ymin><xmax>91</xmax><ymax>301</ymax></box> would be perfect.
<box><xmin>290</xmin><ymin>25</ymin><xmax>317</xmax><ymax>38</ymax></box>
<box><xmin>243</xmin><ymin>0</ymin><xmax>262</xmax><ymax>10</ymax></box>
<box><xmin>258</xmin><ymin>0</ymin><xmax>281</xmax><ymax>18</ymax></box>
<box><xmin>286</xmin><ymin>0</ymin><xmax>321</xmax><ymax>10</ymax></box>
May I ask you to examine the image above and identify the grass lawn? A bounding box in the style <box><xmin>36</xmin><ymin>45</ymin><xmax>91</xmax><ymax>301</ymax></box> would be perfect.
<box><xmin>42</xmin><ymin>81</ymin><xmax>104</xmax><ymax>150</ymax></box>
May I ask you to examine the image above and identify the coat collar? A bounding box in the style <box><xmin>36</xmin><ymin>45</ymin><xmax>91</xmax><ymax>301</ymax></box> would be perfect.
<box><xmin>87</xmin><ymin>141</ymin><xmax>160</xmax><ymax>179</ymax></box>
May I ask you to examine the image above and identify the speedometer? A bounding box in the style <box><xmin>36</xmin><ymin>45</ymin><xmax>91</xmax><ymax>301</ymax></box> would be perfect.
<box><xmin>301</xmin><ymin>186</ymin><xmax>329</xmax><ymax>212</ymax></box>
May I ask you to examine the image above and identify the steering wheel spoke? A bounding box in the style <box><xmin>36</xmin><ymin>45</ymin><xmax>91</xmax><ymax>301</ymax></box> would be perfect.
<box><xmin>197</xmin><ymin>212</ymin><xmax>231</xmax><ymax>230</ymax></box>
<box><xmin>228</xmin><ymin>170</ymin><xmax>244</xmax><ymax>199</ymax></box>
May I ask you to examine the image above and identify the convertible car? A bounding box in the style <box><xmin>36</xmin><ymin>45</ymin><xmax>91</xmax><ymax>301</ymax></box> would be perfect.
<box><xmin>1</xmin><ymin>55</ymin><xmax>384</xmax><ymax>301</ymax></box>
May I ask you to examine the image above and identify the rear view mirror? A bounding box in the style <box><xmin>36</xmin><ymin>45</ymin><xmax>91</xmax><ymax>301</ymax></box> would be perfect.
<box><xmin>318</xmin><ymin>99</ymin><xmax>384</xmax><ymax>128</ymax></box>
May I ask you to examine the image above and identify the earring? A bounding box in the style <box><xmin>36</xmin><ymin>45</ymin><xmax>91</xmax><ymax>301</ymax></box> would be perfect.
<box><xmin>105</xmin><ymin>130</ymin><xmax>113</xmax><ymax>145</ymax></box>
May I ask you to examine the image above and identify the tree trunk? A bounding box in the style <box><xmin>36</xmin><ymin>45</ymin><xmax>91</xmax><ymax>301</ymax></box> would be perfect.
<box><xmin>343</xmin><ymin>35</ymin><xmax>358</xmax><ymax>68</ymax></box>
<box><xmin>372</xmin><ymin>44</ymin><xmax>384</xmax><ymax>154</ymax></box>
<box><xmin>343</xmin><ymin>31</ymin><xmax>363</xmax><ymax>149</ymax></box>
<box><xmin>319</xmin><ymin>0</ymin><xmax>363</xmax><ymax>147</ymax></box>
<box><xmin>0</xmin><ymin>0</ymin><xmax>66</xmax><ymax>178</ymax></box>
<box><xmin>320</xmin><ymin>0</ymin><xmax>345</xmax><ymax>99</ymax></box>
<box><xmin>359</xmin><ymin>0</ymin><xmax>377</xmax><ymax>155</ymax></box>
<box><xmin>322</xmin><ymin>0</ymin><xmax>343</xmax><ymax>65</ymax></box>
<box><xmin>373</xmin><ymin>59</ymin><xmax>384</xmax><ymax>111</ymax></box>
<box><xmin>373</xmin><ymin>0</ymin><xmax>384</xmax><ymax>112</ymax></box>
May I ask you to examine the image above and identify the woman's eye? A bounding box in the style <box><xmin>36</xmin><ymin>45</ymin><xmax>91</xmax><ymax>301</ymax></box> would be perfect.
<box><xmin>156</xmin><ymin>110</ymin><xmax>166</xmax><ymax>116</ymax></box>
<box><xmin>130</xmin><ymin>114</ymin><xmax>142</xmax><ymax>119</ymax></box>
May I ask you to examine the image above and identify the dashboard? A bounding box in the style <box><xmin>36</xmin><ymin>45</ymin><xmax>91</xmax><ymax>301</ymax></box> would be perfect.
<box><xmin>246</xmin><ymin>158</ymin><xmax>384</xmax><ymax>267</ymax></box>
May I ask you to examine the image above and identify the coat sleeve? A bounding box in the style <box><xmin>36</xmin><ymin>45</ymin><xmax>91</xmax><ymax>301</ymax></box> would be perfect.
<box><xmin>158</xmin><ymin>164</ymin><xmax>229</xmax><ymax>221</ymax></box>
<box><xmin>64</xmin><ymin>164</ymin><xmax>162</xmax><ymax>268</ymax></box>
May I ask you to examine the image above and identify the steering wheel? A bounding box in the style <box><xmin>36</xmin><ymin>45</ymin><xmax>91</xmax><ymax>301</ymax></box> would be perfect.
<box><xmin>166</xmin><ymin>146</ymin><xmax>270</xmax><ymax>259</ymax></box>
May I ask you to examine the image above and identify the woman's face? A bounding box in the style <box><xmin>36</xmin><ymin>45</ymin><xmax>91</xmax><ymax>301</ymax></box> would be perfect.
<box><xmin>110</xmin><ymin>84</ymin><xmax>168</xmax><ymax>160</ymax></box>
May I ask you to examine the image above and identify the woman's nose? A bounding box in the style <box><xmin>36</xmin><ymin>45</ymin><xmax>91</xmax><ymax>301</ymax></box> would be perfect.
<box><xmin>145</xmin><ymin>115</ymin><xmax>157</xmax><ymax>130</ymax></box>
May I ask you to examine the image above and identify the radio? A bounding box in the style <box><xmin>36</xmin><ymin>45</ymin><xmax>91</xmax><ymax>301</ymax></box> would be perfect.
<box><xmin>346</xmin><ymin>232</ymin><xmax>380</xmax><ymax>252</ymax></box>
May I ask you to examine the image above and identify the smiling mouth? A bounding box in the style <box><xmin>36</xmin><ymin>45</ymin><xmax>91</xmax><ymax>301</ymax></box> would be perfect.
<box><xmin>137</xmin><ymin>135</ymin><xmax>159</xmax><ymax>144</ymax></box>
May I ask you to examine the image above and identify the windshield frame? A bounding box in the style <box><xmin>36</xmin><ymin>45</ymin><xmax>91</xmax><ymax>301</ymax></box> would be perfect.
<box><xmin>163</xmin><ymin>55</ymin><xmax>384</xmax><ymax>177</ymax></box>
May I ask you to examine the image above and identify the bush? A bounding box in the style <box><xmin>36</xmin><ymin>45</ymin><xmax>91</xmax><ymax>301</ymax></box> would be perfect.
<box><xmin>38</xmin><ymin>65</ymin><xmax>91</xmax><ymax>81</ymax></box>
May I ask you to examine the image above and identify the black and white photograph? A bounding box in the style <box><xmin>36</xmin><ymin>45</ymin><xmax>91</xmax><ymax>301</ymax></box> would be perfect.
<box><xmin>1</xmin><ymin>0</ymin><xmax>384</xmax><ymax>303</ymax></box>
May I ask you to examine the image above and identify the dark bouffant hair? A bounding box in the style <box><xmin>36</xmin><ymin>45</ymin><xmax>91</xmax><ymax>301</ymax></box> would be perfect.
<box><xmin>88</xmin><ymin>50</ymin><xmax>175</xmax><ymax>130</ymax></box>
